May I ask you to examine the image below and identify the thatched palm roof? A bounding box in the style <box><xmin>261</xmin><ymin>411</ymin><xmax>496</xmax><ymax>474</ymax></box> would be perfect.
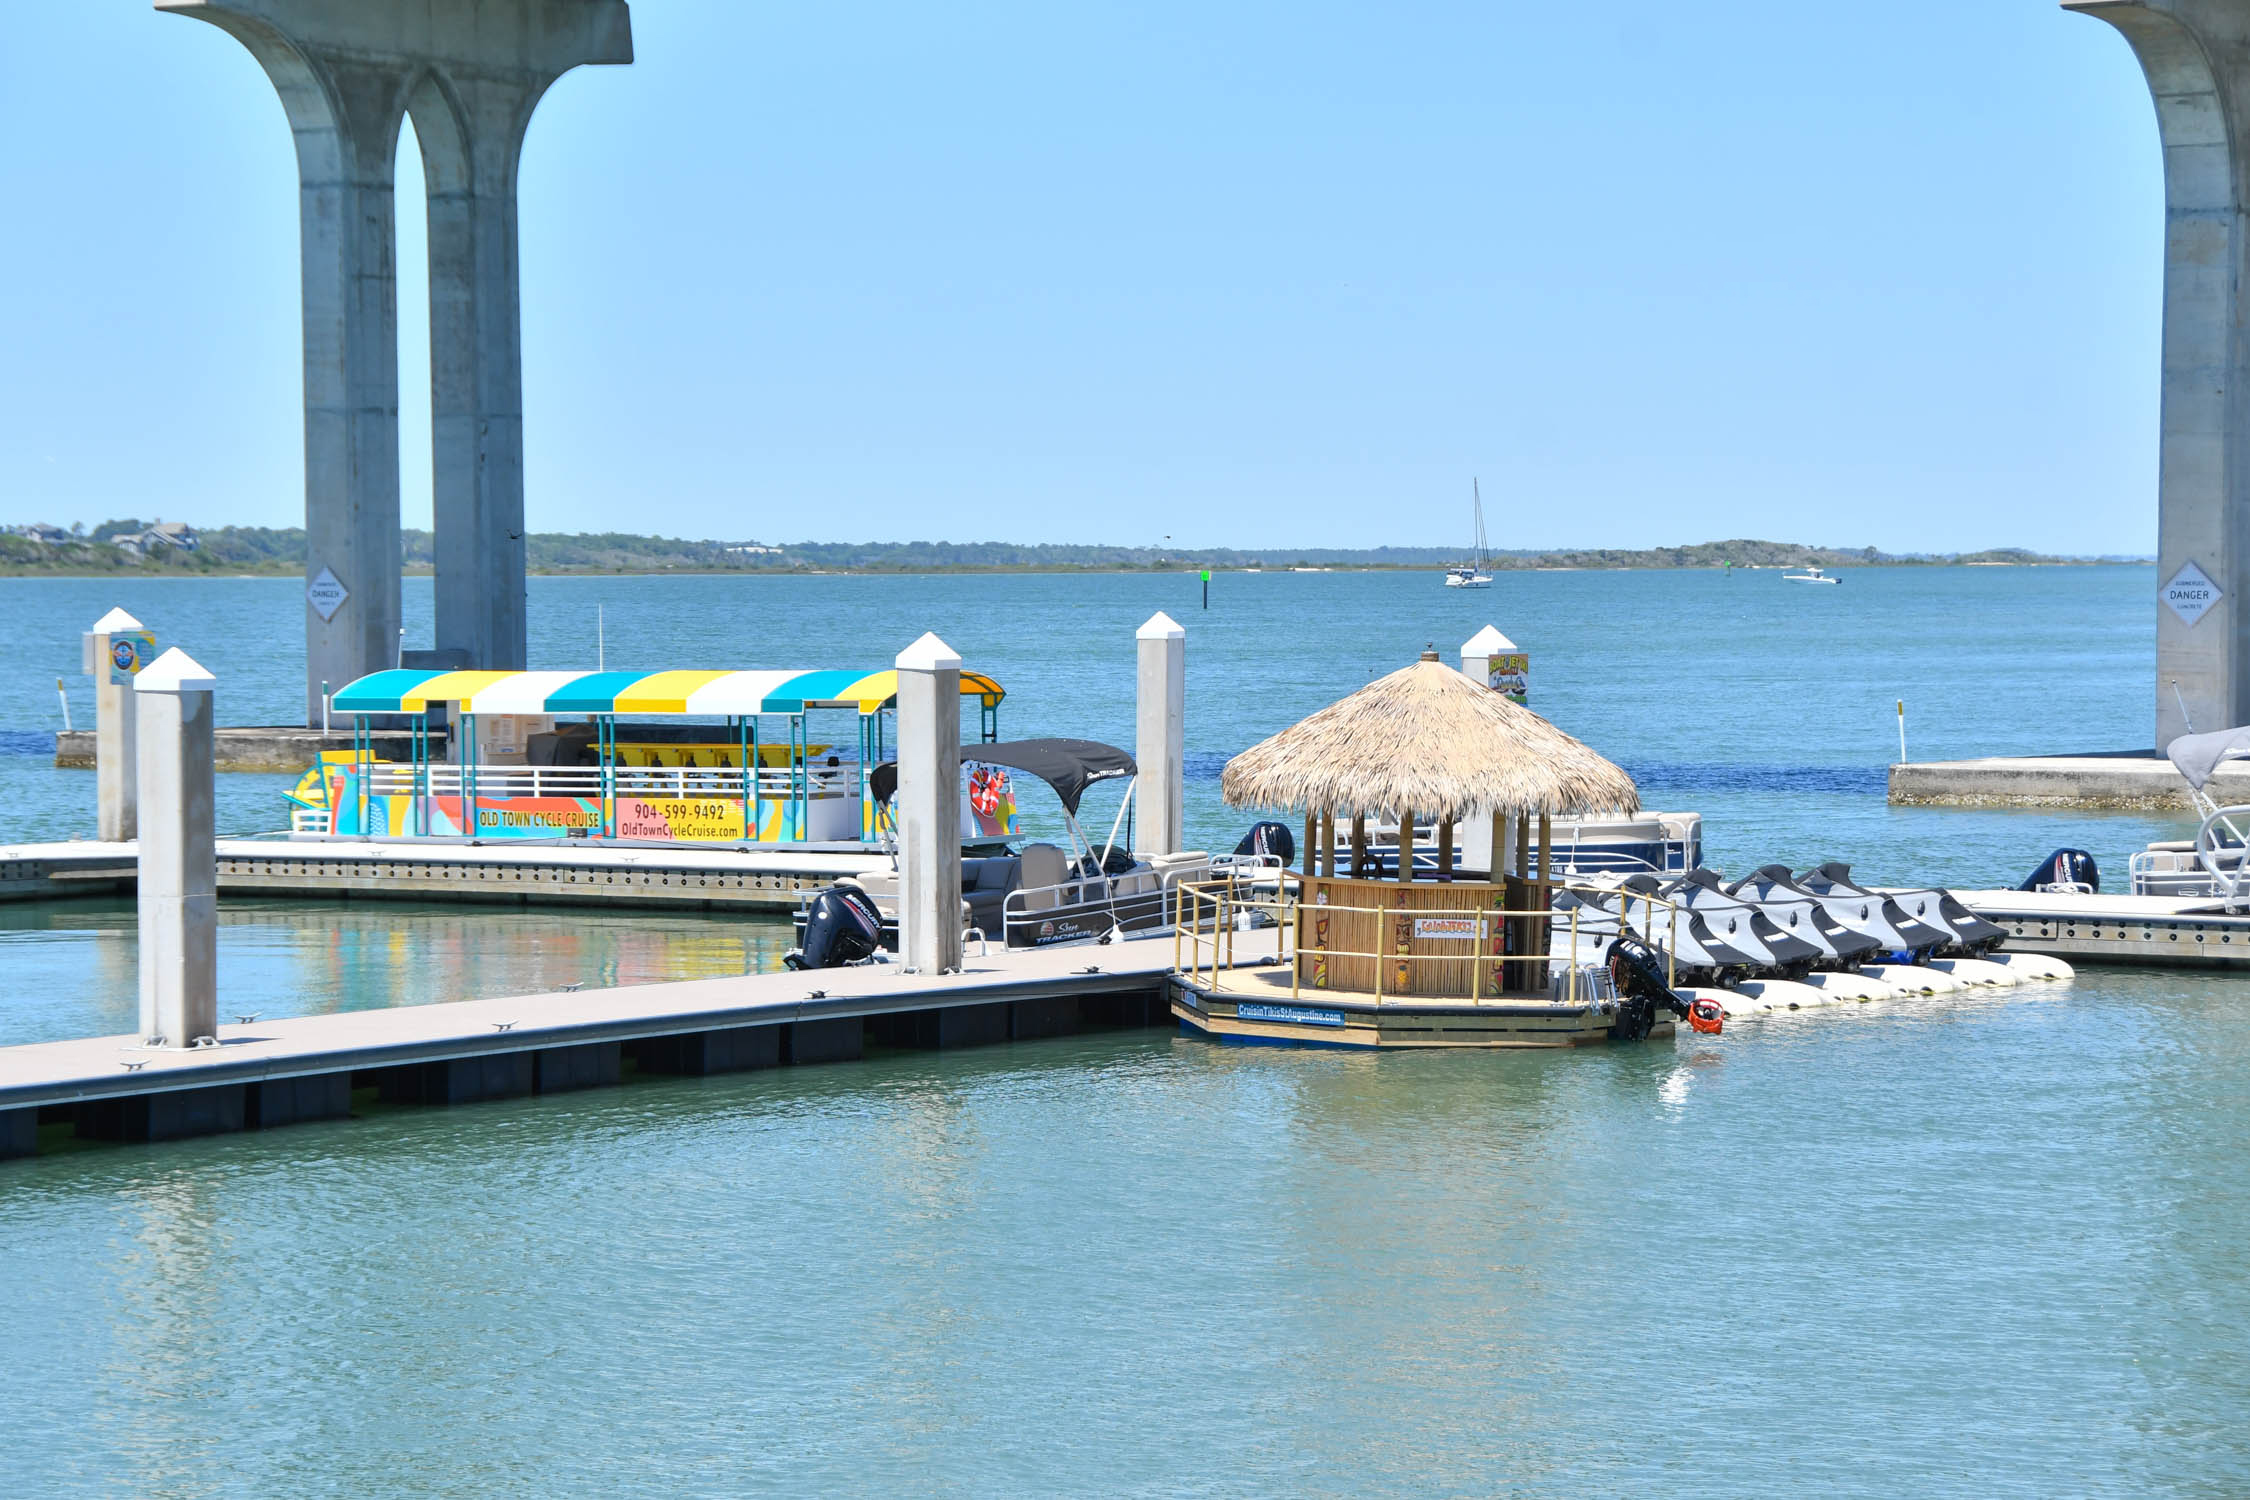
<box><xmin>1221</xmin><ymin>659</ymin><xmax>1638</xmax><ymax>820</ymax></box>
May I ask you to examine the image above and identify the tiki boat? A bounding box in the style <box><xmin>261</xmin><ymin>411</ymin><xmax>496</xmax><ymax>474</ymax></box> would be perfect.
<box><xmin>1170</xmin><ymin>652</ymin><xmax>1691</xmax><ymax>1048</ymax></box>
<box><xmin>289</xmin><ymin>665</ymin><xmax>1013</xmax><ymax>849</ymax></box>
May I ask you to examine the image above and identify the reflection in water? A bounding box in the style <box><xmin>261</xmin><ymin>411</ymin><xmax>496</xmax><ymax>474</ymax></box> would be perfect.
<box><xmin>0</xmin><ymin>898</ymin><xmax>796</xmax><ymax>1046</ymax></box>
<box><xmin>99</xmin><ymin>1172</ymin><xmax>232</xmax><ymax>1492</ymax></box>
<box><xmin>2</xmin><ymin>975</ymin><xmax>2250</xmax><ymax>1491</ymax></box>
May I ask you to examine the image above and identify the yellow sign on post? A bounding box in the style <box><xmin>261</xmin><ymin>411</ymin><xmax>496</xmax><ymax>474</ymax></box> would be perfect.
<box><xmin>1485</xmin><ymin>651</ymin><xmax>1528</xmax><ymax>705</ymax></box>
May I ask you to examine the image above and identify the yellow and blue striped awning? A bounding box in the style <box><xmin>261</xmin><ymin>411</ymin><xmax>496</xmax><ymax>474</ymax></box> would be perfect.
<box><xmin>330</xmin><ymin>667</ymin><xmax>1005</xmax><ymax>716</ymax></box>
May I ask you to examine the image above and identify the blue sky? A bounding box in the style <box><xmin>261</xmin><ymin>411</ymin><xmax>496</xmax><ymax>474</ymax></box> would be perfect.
<box><xmin>0</xmin><ymin>2</ymin><xmax>2167</xmax><ymax>553</ymax></box>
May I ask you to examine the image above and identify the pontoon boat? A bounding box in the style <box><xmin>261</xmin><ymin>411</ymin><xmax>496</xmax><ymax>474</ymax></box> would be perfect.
<box><xmin>794</xmin><ymin>738</ymin><xmax>1225</xmax><ymax>958</ymax></box>
<box><xmin>2131</xmin><ymin>727</ymin><xmax>2250</xmax><ymax>904</ymax></box>
<box><xmin>289</xmin><ymin>664</ymin><xmax>1011</xmax><ymax>850</ymax></box>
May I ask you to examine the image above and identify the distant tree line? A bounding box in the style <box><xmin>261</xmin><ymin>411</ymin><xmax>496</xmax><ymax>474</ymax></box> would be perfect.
<box><xmin>0</xmin><ymin>525</ymin><xmax>2140</xmax><ymax>577</ymax></box>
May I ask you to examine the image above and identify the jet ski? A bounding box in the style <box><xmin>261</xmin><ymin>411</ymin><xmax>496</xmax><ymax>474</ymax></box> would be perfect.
<box><xmin>1726</xmin><ymin>863</ymin><xmax>1961</xmax><ymax>992</ymax></box>
<box><xmin>1554</xmin><ymin>878</ymin><xmax>1834</xmax><ymax>1012</ymax></box>
<box><xmin>1551</xmin><ymin>884</ymin><xmax>1766</xmax><ymax>985</ymax></box>
<box><xmin>1649</xmin><ymin>870</ymin><xmax>1882</xmax><ymax>1009</ymax></box>
<box><xmin>1717</xmin><ymin>867</ymin><xmax>1901</xmax><ymax>1000</ymax></box>
<box><xmin>1797</xmin><ymin>863</ymin><xmax>2007</xmax><ymax>956</ymax></box>
<box><xmin>1791</xmin><ymin>863</ymin><xmax>2021</xmax><ymax>990</ymax></box>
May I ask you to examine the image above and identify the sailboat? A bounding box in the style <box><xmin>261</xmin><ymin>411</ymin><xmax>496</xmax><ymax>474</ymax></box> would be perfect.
<box><xmin>1445</xmin><ymin>479</ymin><xmax>1494</xmax><ymax>588</ymax></box>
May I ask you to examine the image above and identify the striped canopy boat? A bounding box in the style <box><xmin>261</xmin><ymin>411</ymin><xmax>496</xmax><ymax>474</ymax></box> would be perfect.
<box><xmin>329</xmin><ymin>666</ymin><xmax>1006</xmax><ymax>717</ymax></box>
<box><xmin>300</xmin><ymin>663</ymin><xmax>1015</xmax><ymax>847</ymax></box>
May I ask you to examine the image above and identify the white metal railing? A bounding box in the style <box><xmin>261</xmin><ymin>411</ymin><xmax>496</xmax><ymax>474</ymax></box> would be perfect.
<box><xmin>1000</xmin><ymin>866</ymin><xmax>1169</xmax><ymax>942</ymax></box>
<box><xmin>291</xmin><ymin>808</ymin><xmax>332</xmax><ymax>834</ymax></box>
<box><xmin>1172</xmin><ymin>876</ymin><xmax>1678</xmax><ymax>1006</ymax></box>
<box><xmin>2132</xmin><ymin>833</ymin><xmax>2250</xmax><ymax>902</ymax></box>
<box><xmin>994</xmin><ymin>856</ymin><xmax>1252</xmax><ymax>945</ymax></box>
<box><xmin>353</xmin><ymin>762</ymin><xmax>862</xmax><ymax>802</ymax></box>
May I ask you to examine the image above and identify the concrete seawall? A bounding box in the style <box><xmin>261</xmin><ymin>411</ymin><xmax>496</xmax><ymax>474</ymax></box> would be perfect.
<box><xmin>1888</xmin><ymin>754</ymin><xmax>2247</xmax><ymax>810</ymax></box>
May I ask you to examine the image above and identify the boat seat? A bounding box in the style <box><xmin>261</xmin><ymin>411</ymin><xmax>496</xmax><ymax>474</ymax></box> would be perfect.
<box><xmin>960</xmin><ymin>856</ymin><xmax>1022</xmax><ymax>935</ymax></box>
<box><xmin>1145</xmin><ymin>850</ymin><xmax>1210</xmax><ymax>886</ymax></box>
<box><xmin>1019</xmin><ymin>843</ymin><xmax>1068</xmax><ymax>910</ymax></box>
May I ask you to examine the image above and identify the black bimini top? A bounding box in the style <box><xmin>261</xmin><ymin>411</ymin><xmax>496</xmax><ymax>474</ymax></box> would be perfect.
<box><xmin>869</xmin><ymin>739</ymin><xmax>1137</xmax><ymax>815</ymax></box>
<box><xmin>964</xmin><ymin>739</ymin><xmax>1136</xmax><ymax>815</ymax></box>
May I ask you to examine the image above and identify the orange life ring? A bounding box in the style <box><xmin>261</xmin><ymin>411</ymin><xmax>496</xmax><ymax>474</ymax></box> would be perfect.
<box><xmin>1688</xmin><ymin>997</ymin><xmax>1725</xmax><ymax>1035</ymax></box>
<box><xmin>967</xmin><ymin>766</ymin><xmax>1006</xmax><ymax>819</ymax></box>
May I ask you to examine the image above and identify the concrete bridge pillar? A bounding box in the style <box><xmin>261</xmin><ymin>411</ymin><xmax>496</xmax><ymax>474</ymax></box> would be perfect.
<box><xmin>158</xmin><ymin>1</ymin><xmax>632</xmax><ymax>721</ymax></box>
<box><xmin>2069</xmin><ymin>1</ymin><xmax>2250</xmax><ymax>744</ymax></box>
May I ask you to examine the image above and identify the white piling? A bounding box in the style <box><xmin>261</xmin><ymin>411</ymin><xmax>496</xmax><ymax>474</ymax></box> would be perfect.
<box><xmin>1459</xmin><ymin>626</ymin><xmax>1526</xmax><ymax>874</ymax></box>
<box><xmin>134</xmin><ymin>648</ymin><xmax>218</xmax><ymax>1049</ymax></box>
<box><xmin>895</xmin><ymin>632</ymin><xmax>964</xmax><ymax>975</ymax></box>
<box><xmin>1135</xmin><ymin>612</ymin><xmax>1186</xmax><ymax>856</ymax></box>
<box><xmin>1460</xmin><ymin>625</ymin><xmax>1526</xmax><ymax>702</ymax></box>
<box><xmin>86</xmin><ymin>607</ymin><xmax>142</xmax><ymax>842</ymax></box>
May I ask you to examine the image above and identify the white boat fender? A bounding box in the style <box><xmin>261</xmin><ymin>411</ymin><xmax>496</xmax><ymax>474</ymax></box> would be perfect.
<box><xmin>1725</xmin><ymin>977</ymin><xmax>1836</xmax><ymax>1011</ymax></box>
<box><xmin>1922</xmin><ymin>956</ymin><xmax>2022</xmax><ymax>988</ymax></box>
<box><xmin>1800</xmin><ymin>970</ymin><xmax>1904</xmax><ymax>1002</ymax></box>
<box><xmin>1989</xmin><ymin>951</ymin><xmax>2074</xmax><ymax>981</ymax></box>
<box><xmin>1859</xmin><ymin>963</ymin><xmax>1961</xmax><ymax>996</ymax></box>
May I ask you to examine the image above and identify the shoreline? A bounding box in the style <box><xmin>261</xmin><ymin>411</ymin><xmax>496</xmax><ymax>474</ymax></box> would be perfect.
<box><xmin>0</xmin><ymin>557</ymin><xmax>2149</xmax><ymax>581</ymax></box>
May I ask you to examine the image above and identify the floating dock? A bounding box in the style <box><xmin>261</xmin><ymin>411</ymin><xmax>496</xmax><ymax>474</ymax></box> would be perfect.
<box><xmin>1167</xmin><ymin>969</ymin><xmax>1660</xmax><ymax>1048</ymax></box>
<box><xmin>1957</xmin><ymin>889</ymin><xmax>2250</xmax><ymax>968</ymax></box>
<box><xmin>1888</xmin><ymin>752</ymin><xmax>2243</xmax><ymax>810</ymax></box>
<box><xmin>0</xmin><ymin>838</ymin><xmax>886</xmax><ymax>911</ymax></box>
<box><xmin>0</xmin><ymin>931</ymin><xmax>1277</xmax><ymax>1159</ymax></box>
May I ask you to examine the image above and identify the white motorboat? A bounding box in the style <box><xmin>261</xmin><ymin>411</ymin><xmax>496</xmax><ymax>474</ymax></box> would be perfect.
<box><xmin>1444</xmin><ymin>478</ymin><xmax>1495</xmax><ymax>588</ymax></box>
<box><xmin>790</xmin><ymin>738</ymin><xmax>1224</xmax><ymax>962</ymax></box>
<box><xmin>1783</xmin><ymin>565</ymin><xmax>1840</xmax><ymax>584</ymax></box>
<box><xmin>1340</xmin><ymin>810</ymin><xmax>1703</xmax><ymax>881</ymax></box>
<box><xmin>2130</xmin><ymin>726</ymin><xmax>2250</xmax><ymax>904</ymax></box>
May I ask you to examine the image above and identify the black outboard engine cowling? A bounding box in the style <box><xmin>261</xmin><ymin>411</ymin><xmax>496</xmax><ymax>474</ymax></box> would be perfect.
<box><xmin>2019</xmin><ymin>848</ymin><xmax>2100</xmax><ymax>894</ymax></box>
<box><xmin>1235</xmin><ymin>821</ymin><xmax>1297</xmax><ymax>866</ymax></box>
<box><xmin>1605</xmin><ymin>934</ymin><xmax>1691</xmax><ymax>1042</ymax></box>
<box><xmin>784</xmin><ymin>885</ymin><xmax>884</xmax><ymax>970</ymax></box>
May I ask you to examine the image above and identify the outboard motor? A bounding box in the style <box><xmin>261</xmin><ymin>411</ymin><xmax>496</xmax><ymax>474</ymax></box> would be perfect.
<box><xmin>1234</xmin><ymin>821</ymin><xmax>1297</xmax><ymax>866</ymax></box>
<box><xmin>784</xmin><ymin>885</ymin><xmax>884</xmax><ymax>970</ymax></box>
<box><xmin>1604</xmin><ymin>933</ymin><xmax>1691</xmax><ymax>1041</ymax></box>
<box><xmin>2019</xmin><ymin>848</ymin><xmax>2100</xmax><ymax>895</ymax></box>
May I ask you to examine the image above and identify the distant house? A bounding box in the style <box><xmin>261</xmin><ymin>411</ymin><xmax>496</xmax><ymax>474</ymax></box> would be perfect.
<box><xmin>724</xmin><ymin>543</ymin><xmax>784</xmax><ymax>555</ymax></box>
<box><xmin>6</xmin><ymin>522</ymin><xmax>69</xmax><ymax>544</ymax></box>
<box><xmin>106</xmin><ymin>519</ymin><xmax>200</xmax><ymax>557</ymax></box>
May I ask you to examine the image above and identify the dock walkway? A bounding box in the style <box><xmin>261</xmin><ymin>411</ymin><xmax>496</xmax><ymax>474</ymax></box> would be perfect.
<box><xmin>1958</xmin><ymin>888</ymin><xmax>2250</xmax><ymax>967</ymax></box>
<box><xmin>0</xmin><ymin>930</ymin><xmax>1279</xmax><ymax>1159</ymax></box>
<box><xmin>0</xmin><ymin>837</ymin><xmax>888</xmax><ymax>910</ymax></box>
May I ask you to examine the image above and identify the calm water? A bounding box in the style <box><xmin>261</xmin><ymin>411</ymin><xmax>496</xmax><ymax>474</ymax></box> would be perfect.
<box><xmin>5</xmin><ymin>979</ymin><xmax>2249</xmax><ymax>1495</ymax></box>
<box><xmin>8</xmin><ymin>566</ymin><xmax>2250</xmax><ymax>1495</ymax></box>
<box><xmin>0</xmin><ymin>897</ymin><xmax>792</xmax><ymax>1048</ymax></box>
